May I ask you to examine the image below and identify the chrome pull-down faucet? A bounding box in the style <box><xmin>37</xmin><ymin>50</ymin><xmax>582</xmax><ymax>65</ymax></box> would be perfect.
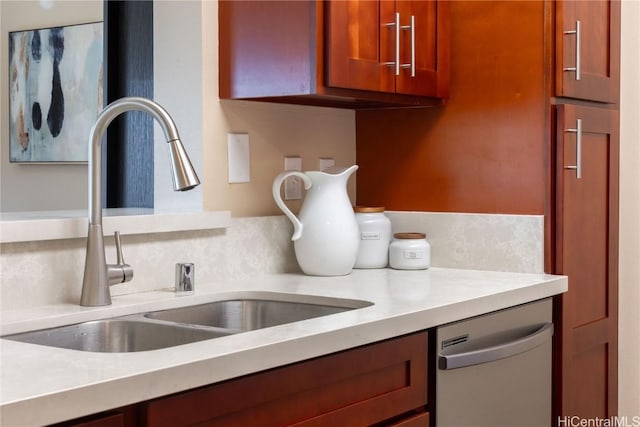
<box><xmin>80</xmin><ymin>97</ymin><xmax>200</xmax><ymax>307</ymax></box>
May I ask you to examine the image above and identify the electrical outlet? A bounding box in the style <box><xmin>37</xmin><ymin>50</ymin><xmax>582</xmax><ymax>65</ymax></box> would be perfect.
<box><xmin>284</xmin><ymin>156</ymin><xmax>302</xmax><ymax>200</ymax></box>
<box><xmin>318</xmin><ymin>158</ymin><xmax>335</xmax><ymax>171</ymax></box>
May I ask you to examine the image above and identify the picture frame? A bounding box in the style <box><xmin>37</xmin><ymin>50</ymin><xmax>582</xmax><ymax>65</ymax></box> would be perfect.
<box><xmin>8</xmin><ymin>21</ymin><xmax>103</xmax><ymax>163</ymax></box>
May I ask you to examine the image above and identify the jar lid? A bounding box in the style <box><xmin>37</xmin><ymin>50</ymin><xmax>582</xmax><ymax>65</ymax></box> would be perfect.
<box><xmin>394</xmin><ymin>232</ymin><xmax>426</xmax><ymax>239</ymax></box>
<box><xmin>354</xmin><ymin>206</ymin><xmax>385</xmax><ymax>213</ymax></box>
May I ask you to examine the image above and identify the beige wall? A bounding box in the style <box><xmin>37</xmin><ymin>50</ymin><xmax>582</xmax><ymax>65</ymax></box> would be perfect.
<box><xmin>619</xmin><ymin>0</ymin><xmax>640</xmax><ymax>417</ymax></box>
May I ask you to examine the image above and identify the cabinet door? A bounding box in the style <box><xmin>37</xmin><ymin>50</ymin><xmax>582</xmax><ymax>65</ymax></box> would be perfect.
<box><xmin>327</xmin><ymin>0</ymin><xmax>448</xmax><ymax>98</ymax></box>
<box><xmin>142</xmin><ymin>332</ymin><xmax>428</xmax><ymax>427</ymax></box>
<box><xmin>327</xmin><ymin>0</ymin><xmax>395</xmax><ymax>93</ymax></box>
<box><xmin>555</xmin><ymin>0</ymin><xmax>620</xmax><ymax>103</ymax></box>
<box><xmin>395</xmin><ymin>0</ymin><xmax>442</xmax><ymax>97</ymax></box>
<box><xmin>555</xmin><ymin>104</ymin><xmax>619</xmax><ymax>419</ymax></box>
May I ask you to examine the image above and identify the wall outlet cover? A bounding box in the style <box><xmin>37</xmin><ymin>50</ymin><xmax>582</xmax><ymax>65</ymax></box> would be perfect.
<box><xmin>319</xmin><ymin>158</ymin><xmax>335</xmax><ymax>171</ymax></box>
<box><xmin>284</xmin><ymin>156</ymin><xmax>302</xmax><ymax>200</ymax></box>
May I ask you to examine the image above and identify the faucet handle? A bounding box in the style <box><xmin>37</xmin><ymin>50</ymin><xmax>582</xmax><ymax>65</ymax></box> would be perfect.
<box><xmin>114</xmin><ymin>231</ymin><xmax>125</xmax><ymax>264</ymax></box>
<box><xmin>107</xmin><ymin>231</ymin><xmax>134</xmax><ymax>285</ymax></box>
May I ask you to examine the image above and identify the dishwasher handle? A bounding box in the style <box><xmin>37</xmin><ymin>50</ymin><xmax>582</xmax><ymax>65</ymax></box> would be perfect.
<box><xmin>438</xmin><ymin>322</ymin><xmax>554</xmax><ymax>370</ymax></box>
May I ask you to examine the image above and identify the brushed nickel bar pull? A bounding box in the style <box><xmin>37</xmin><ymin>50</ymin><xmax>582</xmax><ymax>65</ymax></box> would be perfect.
<box><xmin>400</xmin><ymin>15</ymin><xmax>416</xmax><ymax>77</ymax></box>
<box><xmin>383</xmin><ymin>12</ymin><xmax>401</xmax><ymax>76</ymax></box>
<box><xmin>563</xmin><ymin>20</ymin><xmax>581</xmax><ymax>81</ymax></box>
<box><xmin>565</xmin><ymin>119</ymin><xmax>583</xmax><ymax>179</ymax></box>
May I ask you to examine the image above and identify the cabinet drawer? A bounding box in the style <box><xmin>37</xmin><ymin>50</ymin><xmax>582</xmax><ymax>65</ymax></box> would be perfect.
<box><xmin>142</xmin><ymin>332</ymin><xmax>428</xmax><ymax>426</ymax></box>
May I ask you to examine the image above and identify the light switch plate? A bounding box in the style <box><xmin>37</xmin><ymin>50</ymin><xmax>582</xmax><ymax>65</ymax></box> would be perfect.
<box><xmin>228</xmin><ymin>133</ymin><xmax>250</xmax><ymax>183</ymax></box>
<box><xmin>284</xmin><ymin>156</ymin><xmax>302</xmax><ymax>200</ymax></box>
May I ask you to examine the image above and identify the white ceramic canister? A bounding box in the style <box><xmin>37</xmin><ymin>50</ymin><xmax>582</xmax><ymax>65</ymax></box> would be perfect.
<box><xmin>389</xmin><ymin>232</ymin><xmax>431</xmax><ymax>270</ymax></box>
<box><xmin>354</xmin><ymin>207</ymin><xmax>391</xmax><ymax>268</ymax></box>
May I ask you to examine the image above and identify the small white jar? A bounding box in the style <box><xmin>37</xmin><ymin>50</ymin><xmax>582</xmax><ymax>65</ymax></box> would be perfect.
<box><xmin>353</xmin><ymin>207</ymin><xmax>391</xmax><ymax>269</ymax></box>
<box><xmin>389</xmin><ymin>232</ymin><xmax>431</xmax><ymax>270</ymax></box>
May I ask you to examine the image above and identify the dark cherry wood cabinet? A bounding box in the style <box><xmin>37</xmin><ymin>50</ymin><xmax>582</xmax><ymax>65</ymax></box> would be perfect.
<box><xmin>355</xmin><ymin>0</ymin><xmax>621</xmax><ymax>423</ymax></box>
<box><xmin>51</xmin><ymin>332</ymin><xmax>429</xmax><ymax>427</ymax></box>
<box><xmin>552</xmin><ymin>0</ymin><xmax>621</xmax><ymax>421</ymax></box>
<box><xmin>326</xmin><ymin>0</ymin><xmax>449</xmax><ymax>98</ymax></box>
<box><xmin>219</xmin><ymin>0</ymin><xmax>449</xmax><ymax>108</ymax></box>
<box><xmin>555</xmin><ymin>0</ymin><xmax>621</xmax><ymax>103</ymax></box>
<box><xmin>141</xmin><ymin>332</ymin><xmax>428</xmax><ymax>426</ymax></box>
<box><xmin>554</xmin><ymin>103</ymin><xmax>619</xmax><ymax>420</ymax></box>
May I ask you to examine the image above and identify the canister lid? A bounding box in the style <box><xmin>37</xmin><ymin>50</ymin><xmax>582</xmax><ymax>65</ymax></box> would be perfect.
<box><xmin>354</xmin><ymin>206</ymin><xmax>385</xmax><ymax>213</ymax></box>
<box><xmin>394</xmin><ymin>232</ymin><xmax>426</xmax><ymax>239</ymax></box>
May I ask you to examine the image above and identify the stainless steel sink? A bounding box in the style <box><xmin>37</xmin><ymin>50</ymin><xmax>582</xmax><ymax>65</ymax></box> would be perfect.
<box><xmin>3</xmin><ymin>294</ymin><xmax>373</xmax><ymax>353</ymax></box>
<box><xmin>4</xmin><ymin>318</ymin><xmax>232</xmax><ymax>352</ymax></box>
<box><xmin>144</xmin><ymin>298</ymin><xmax>372</xmax><ymax>332</ymax></box>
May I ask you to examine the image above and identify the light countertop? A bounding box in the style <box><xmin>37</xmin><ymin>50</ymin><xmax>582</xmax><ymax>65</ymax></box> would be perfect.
<box><xmin>0</xmin><ymin>267</ymin><xmax>567</xmax><ymax>426</ymax></box>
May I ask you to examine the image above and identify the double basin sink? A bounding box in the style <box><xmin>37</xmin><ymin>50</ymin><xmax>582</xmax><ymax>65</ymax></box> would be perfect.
<box><xmin>3</xmin><ymin>293</ymin><xmax>373</xmax><ymax>353</ymax></box>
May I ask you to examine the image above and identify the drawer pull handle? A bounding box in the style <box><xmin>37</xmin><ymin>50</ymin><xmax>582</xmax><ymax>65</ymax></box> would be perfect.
<box><xmin>564</xmin><ymin>118</ymin><xmax>583</xmax><ymax>179</ymax></box>
<box><xmin>383</xmin><ymin>12</ymin><xmax>401</xmax><ymax>76</ymax></box>
<box><xmin>400</xmin><ymin>15</ymin><xmax>416</xmax><ymax>77</ymax></box>
<box><xmin>563</xmin><ymin>20</ymin><xmax>581</xmax><ymax>81</ymax></box>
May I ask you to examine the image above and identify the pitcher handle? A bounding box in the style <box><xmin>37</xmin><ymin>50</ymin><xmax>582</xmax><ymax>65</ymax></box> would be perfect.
<box><xmin>272</xmin><ymin>171</ymin><xmax>313</xmax><ymax>241</ymax></box>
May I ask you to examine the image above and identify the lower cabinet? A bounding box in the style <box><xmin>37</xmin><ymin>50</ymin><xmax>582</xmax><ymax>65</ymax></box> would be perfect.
<box><xmin>52</xmin><ymin>332</ymin><xmax>429</xmax><ymax>427</ymax></box>
<box><xmin>554</xmin><ymin>103</ymin><xmax>619</xmax><ymax>419</ymax></box>
<box><xmin>142</xmin><ymin>331</ymin><xmax>428</xmax><ymax>426</ymax></box>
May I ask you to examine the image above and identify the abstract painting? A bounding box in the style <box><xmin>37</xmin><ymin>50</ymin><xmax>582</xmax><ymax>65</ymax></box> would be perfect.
<box><xmin>9</xmin><ymin>22</ymin><xmax>103</xmax><ymax>163</ymax></box>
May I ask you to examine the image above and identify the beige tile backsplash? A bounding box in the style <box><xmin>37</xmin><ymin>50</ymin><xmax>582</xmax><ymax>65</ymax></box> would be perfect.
<box><xmin>386</xmin><ymin>212</ymin><xmax>544</xmax><ymax>274</ymax></box>
<box><xmin>0</xmin><ymin>213</ymin><xmax>542</xmax><ymax>311</ymax></box>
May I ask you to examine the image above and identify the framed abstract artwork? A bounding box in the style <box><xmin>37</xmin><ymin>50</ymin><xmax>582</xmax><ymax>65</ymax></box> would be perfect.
<box><xmin>8</xmin><ymin>21</ymin><xmax>103</xmax><ymax>163</ymax></box>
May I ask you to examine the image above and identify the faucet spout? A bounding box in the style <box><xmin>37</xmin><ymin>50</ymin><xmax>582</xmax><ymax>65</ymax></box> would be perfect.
<box><xmin>80</xmin><ymin>97</ymin><xmax>200</xmax><ymax>307</ymax></box>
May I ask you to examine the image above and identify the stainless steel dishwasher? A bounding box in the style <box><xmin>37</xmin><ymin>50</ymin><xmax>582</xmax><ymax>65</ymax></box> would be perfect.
<box><xmin>436</xmin><ymin>298</ymin><xmax>553</xmax><ymax>427</ymax></box>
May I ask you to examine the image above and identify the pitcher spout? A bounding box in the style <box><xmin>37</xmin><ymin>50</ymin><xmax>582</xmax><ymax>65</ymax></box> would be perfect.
<box><xmin>323</xmin><ymin>165</ymin><xmax>358</xmax><ymax>176</ymax></box>
<box><xmin>323</xmin><ymin>164</ymin><xmax>358</xmax><ymax>177</ymax></box>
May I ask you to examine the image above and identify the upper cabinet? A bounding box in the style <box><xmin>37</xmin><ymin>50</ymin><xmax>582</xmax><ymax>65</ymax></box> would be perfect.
<box><xmin>327</xmin><ymin>0</ymin><xmax>449</xmax><ymax>98</ymax></box>
<box><xmin>219</xmin><ymin>0</ymin><xmax>450</xmax><ymax>108</ymax></box>
<box><xmin>555</xmin><ymin>0</ymin><xmax>620</xmax><ymax>103</ymax></box>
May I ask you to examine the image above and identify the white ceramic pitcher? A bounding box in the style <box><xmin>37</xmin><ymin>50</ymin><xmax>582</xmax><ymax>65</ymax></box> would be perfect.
<box><xmin>272</xmin><ymin>165</ymin><xmax>359</xmax><ymax>276</ymax></box>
